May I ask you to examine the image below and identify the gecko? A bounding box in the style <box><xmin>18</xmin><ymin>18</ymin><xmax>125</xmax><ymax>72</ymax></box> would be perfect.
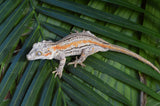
<box><xmin>26</xmin><ymin>31</ymin><xmax>160</xmax><ymax>78</ymax></box>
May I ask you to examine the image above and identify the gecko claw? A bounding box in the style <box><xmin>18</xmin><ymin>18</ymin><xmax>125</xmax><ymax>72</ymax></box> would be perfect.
<box><xmin>80</xmin><ymin>63</ymin><xmax>86</xmax><ymax>67</ymax></box>
<box><xmin>52</xmin><ymin>68</ymin><xmax>62</xmax><ymax>78</ymax></box>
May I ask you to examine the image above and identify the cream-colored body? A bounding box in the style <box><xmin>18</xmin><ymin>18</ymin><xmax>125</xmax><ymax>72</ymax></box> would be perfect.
<box><xmin>27</xmin><ymin>31</ymin><xmax>160</xmax><ymax>78</ymax></box>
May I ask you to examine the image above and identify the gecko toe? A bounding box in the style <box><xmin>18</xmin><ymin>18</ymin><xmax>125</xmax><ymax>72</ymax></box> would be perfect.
<box><xmin>80</xmin><ymin>63</ymin><xmax>86</xmax><ymax>67</ymax></box>
<box><xmin>52</xmin><ymin>69</ymin><xmax>63</xmax><ymax>78</ymax></box>
<box><xmin>68</xmin><ymin>61</ymin><xmax>78</xmax><ymax>67</ymax></box>
<box><xmin>68</xmin><ymin>62</ymin><xmax>76</xmax><ymax>65</ymax></box>
<box><xmin>57</xmin><ymin>72</ymin><xmax>62</xmax><ymax>78</ymax></box>
<box><xmin>54</xmin><ymin>73</ymin><xmax>58</xmax><ymax>78</ymax></box>
<box><xmin>53</xmin><ymin>72</ymin><xmax>62</xmax><ymax>78</ymax></box>
<box><xmin>74</xmin><ymin>63</ymin><xmax>77</xmax><ymax>68</ymax></box>
<box><xmin>52</xmin><ymin>71</ymin><xmax>58</xmax><ymax>78</ymax></box>
<box><xmin>52</xmin><ymin>71</ymin><xmax>57</xmax><ymax>74</ymax></box>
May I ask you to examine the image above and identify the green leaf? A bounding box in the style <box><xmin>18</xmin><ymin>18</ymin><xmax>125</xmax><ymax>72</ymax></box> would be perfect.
<box><xmin>0</xmin><ymin>0</ymin><xmax>160</xmax><ymax>105</ymax></box>
<box><xmin>21</xmin><ymin>61</ymin><xmax>52</xmax><ymax>106</ymax></box>
<box><xmin>146</xmin><ymin>91</ymin><xmax>160</xmax><ymax>106</ymax></box>
<box><xmin>85</xmin><ymin>56</ymin><xmax>160</xmax><ymax>101</ymax></box>
<box><xmin>39</xmin><ymin>75</ymin><xmax>56</xmax><ymax>106</ymax></box>
<box><xmin>41</xmin><ymin>0</ymin><xmax>160</xmax><ymax>38</ymax></box>
<box><xmin>0</xmin><ymin>0</ymin><xmax>22</xmax><ymax>23</ymax></box>
<box><xmin>99</xmin><ymin>0</ymin><xmax>146</xmax><ymax>13</ymax></box>
<box><xmin>9</xmin><ymin>61</ymin><xmax>40</xmax><ymax>106</ymax></box>
<box><xmin>62</xmin><ymin>73</ymin><xmax>112</xmax><ymax>106</ymax></box>
<box><xmin>41</xmin><ymin>22</ymin><xmax>70</xmax><ymax>38</ymax></box>
<box><xmin>100</xmin><ymin>52</ymin><xmax>160</xmax><ymax>81</ymax></box>
<box><xmin>0</xmin><ymin>99</ymin><xmax>10</xmax><ymax>106</ymax></box>
<box><xmin>0</xmin><ymin>0</ymin><xmax>28</xmax><ymax>45</ymax></box>
<box><xmin>51</xmin><ymin>86</ymin><xmax>63</xmax><ymax>106</ymax></box>
<box><xmin>62</xmin><ymin>82</ymin><xmax>96</xmax><ymax>106</ymax></box>
<box><xmin>67</xmin><ymin>66</ymin><xmax>131</xmax><ymax>105</ymax></box>
<box><xmin>0</xmin><ymin>13</ymin><xmax>35</xmax><ymax>102</ymax></box>
<box><xmin>0</xmin><ymin>11</ymin><xmax>33</xmax><ymax>64</ymax></box>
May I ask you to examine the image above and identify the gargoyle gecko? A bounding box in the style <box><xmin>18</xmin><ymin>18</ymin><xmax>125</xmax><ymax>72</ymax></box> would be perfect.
<box><xmin>27</xmin><ymin>31</ymin><xmax>160</xmax><ymax>78</ymax></box>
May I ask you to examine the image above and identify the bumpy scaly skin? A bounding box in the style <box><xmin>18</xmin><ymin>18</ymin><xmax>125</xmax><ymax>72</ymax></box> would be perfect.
<box><xmin>26</xmin><ymin>31</ymin><xmax>160</xmax><ymax>78</ymax></box>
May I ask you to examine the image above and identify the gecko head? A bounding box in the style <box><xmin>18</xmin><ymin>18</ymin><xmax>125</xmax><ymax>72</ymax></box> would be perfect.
<box><xmin>26</xmin><ymin>40</ymin><xmax>54</xmax><ymax>60</ymax></box>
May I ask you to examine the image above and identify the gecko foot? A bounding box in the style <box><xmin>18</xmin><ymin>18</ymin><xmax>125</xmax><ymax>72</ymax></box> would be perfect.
<box><xmin>68</xmin><ymin>57</ymin><xmax>86</xmax><ymax>68</ymax></box>
<box><xmin>52</xmin><ymin>67</ymin><xmax>63</xmax><ymax>78</ymax></box>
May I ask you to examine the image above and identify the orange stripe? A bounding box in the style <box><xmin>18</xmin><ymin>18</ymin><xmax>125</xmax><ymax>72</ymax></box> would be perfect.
<box><xmin>44</xmin><ymin>52</ymin><xmax>52</xmax><ymax>56</ymax></box>
<box><xmin>52</xmin><ymin>40</ymin><xmax>111</xmax><ymax>50</ymax></box>
<box><xmin>51</xmin><ymin>40</ymin><xmax>130</xmax><ymax>56</ymax></box>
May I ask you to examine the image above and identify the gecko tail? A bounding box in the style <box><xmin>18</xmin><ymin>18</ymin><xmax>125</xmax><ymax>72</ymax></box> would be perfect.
<box><xmin>109</xmin><ymin>44</ymin><xmax>160</xmax><ymax>74</ymax></box>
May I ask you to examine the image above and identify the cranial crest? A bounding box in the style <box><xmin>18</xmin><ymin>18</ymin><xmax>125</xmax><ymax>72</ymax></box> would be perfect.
<box><xmin>42</xmin><ymin>40</ymin><xmax>53</xmax><ymax>43</ymax></box>
<box><xmin>32</xmin><ymin>40</ymin><xmax>54</xmax><ymax>49</ymax></box>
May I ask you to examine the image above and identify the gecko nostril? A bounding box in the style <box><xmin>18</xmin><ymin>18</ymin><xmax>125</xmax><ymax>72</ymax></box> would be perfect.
<box><xmin>26</xmin><ymin>55</ymin><xmax>31</xmax><ymax>60</ymax></box>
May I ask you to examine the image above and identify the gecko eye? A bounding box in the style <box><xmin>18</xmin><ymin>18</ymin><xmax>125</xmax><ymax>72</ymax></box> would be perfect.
<box><xmin>36</xmin><ymin>51</ymin><xmax>42</xmax><ymax>56</ymax></box>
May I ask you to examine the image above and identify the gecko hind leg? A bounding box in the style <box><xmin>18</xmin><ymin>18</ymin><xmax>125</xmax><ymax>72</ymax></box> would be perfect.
<box><xmin>68</xmin><ymin>56</ymin><xmax>86</xmax><ymax>68</ymax></box>
<box><xmin>68</xmin><ymin>49</ymin><xmax>93</xmax><ymax>68</ymax></box>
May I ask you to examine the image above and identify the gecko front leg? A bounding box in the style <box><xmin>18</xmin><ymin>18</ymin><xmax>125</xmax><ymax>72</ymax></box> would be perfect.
<box><xmin>52</xmin><ymin>58</ymin><xmax>66</xmax><ymax>78</ymax></box>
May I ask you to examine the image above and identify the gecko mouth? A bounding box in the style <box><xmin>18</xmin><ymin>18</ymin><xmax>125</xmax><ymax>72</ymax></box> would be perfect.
<box><xmin>26</xmin><ymin>54</ymin><xmax>33</xmax><ymax>60</ymax></box>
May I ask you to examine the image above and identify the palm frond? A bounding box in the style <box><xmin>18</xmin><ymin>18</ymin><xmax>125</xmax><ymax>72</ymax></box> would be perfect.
<box><xmin>0</xmin><ymin>0</ymin><xmax>160</xmax><ymax>105</ymax></box>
